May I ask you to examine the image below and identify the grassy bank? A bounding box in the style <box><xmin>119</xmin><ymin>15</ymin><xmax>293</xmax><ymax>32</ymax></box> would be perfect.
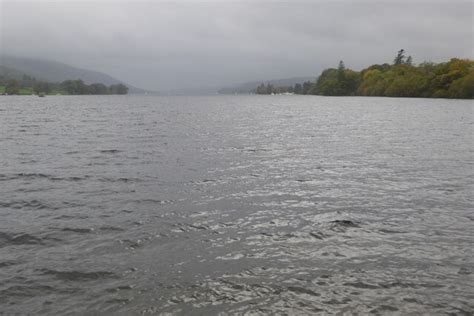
<box><xmin>0</xmin><ymin>86</ymin><xmax>67</xmax><ymax>95</ymax></box>
<box><xmin>0</xmin><ymin>85</ymin><xmax>34</xmax><ymax>95</ymax></box>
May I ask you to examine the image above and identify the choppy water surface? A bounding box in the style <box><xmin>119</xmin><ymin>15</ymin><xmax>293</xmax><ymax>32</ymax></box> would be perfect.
<box><xmin>0</xmin><ymin>95</ymin><xmax>473</xmax><ymax>315</ymax></box>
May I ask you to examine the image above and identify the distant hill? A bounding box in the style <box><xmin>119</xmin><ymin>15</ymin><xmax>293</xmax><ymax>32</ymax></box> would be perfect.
<box><xmin>0</xmin><ymin>56</ymin><xmax>146</xmax><ymax>94</ymax></box>
<box><xmin>218</xmin><ymin>77</ymin><xmax>316</xmax><ymax>94</ymax></box>
<box><xmin>0</xmin><ymin>65</ymin><xmax>27</xmax><ymax>81</ymax></box>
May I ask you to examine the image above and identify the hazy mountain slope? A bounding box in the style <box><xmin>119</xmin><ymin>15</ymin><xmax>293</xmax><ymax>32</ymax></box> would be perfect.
<box><xmin>218</xmin><ymin>77</ymin><xmax>316</xmax><ymax>94</ymax></box>
<box><xmin>0</xmin><ymin>65</ymin><xmax>28</xmax><ymax>81</ymax></box>
<box><xmin>0</xmin><ymin>56</ymin><xmax>145</xmax><ymax>93</ymax></box>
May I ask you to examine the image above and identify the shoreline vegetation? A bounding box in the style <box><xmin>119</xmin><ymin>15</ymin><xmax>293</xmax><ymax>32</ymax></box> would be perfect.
<box><xmin>2</xmin><ymin>50</ymin><xmax>472</xmax><ymax>98</ymax></box>
<box><xmin>0</xmin><ymin>78</ymin><xmax>128</xmax><ymax>96</ymax></box>
<box><xmin>255</xmin><ymin>50</ymin><xmax>474</xmax><ymax>99</ymax></box>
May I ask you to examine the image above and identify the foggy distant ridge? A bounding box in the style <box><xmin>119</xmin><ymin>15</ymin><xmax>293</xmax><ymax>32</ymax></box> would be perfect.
<box><xmin>0</xmin><ymin>56</ymin><xmax>146</xmax><ymax>94</ymax></box>
<box><xmin>219</xmin><ymin>77</ymin><xmax>316</xmax><ymax>94</ymax></box>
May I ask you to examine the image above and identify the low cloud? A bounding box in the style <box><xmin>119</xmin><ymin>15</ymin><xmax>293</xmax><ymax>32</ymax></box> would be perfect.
<box><xmin>1</xmin><ymin>0</ymin><xmax>472</xmax><ymax>91</ymax></box>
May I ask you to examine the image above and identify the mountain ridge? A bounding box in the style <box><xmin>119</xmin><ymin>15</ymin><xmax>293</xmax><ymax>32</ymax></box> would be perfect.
<box><xmin>0</xmin><ymin>56</ymin><xmax>146</xmax><ymax>94</ymax></box>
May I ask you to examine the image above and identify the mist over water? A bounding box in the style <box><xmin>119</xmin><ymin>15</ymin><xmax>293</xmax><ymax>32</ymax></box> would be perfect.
<box><xmin>0</xmin><ymin>95</ymin><xmax>473</xmax><ymax>314</ymax></box>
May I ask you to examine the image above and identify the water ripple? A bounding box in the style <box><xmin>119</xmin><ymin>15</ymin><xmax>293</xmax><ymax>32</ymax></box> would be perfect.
<box><xmin>0</xmin><ymin>95</ymin><xmax>472</xmax><ymax>315</ymax></box>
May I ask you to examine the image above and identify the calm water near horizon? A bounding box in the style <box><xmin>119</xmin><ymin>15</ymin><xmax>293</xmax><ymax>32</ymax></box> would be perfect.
<box><xmin>0</xmin><ymin>95</ymin><xmax>473</xmax><ymax>314</ymax></box>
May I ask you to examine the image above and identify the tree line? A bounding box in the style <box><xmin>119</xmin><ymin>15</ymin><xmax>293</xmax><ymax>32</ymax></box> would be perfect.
<box><xmin>59</xmin><ymin>80</ymin><xmax>128</xmax><ymax>95</ymax></box>
<box><xmin>1</xmin><ymin>76</ymin><xmax>128</xmax><ymax>95</ymax></box>
<box><xmin>255</xmin><ymin>50</ymin><xmax>474</xmax><ymax>99</ymax></box>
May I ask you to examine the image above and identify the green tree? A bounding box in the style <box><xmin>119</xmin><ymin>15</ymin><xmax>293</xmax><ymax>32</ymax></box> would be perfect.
<box><xmin>60</xmin><ymin>79</ymin><xmax>89</xmax><ymax>94</ymax></box>
<box><xmin>314</xmin><ymin>68</ymin><xmax>337</xmax><ymax>94</ymax></box>
<box><xmin>394</xmin><ymin>49</ymin><xmax>406</xmax><ymax>65</ymax></box>
<box><xmin>75</xmin><ymin>80</ymin><xmax>88</xmax><ymax>94</ymax></box>
<box><xmin>33</xmin><ymin>81</ymin><xmax>51</xmax><ymax>94</ymax></box>
<box><xmin>294</xmin><ymin>83</ymin><xmax>302</xmax><ymax>94</ymax></box>
<box><xmin>448</xmin><ymin>70</ymin><xmax>474</xmax><ymax>99</ymax></box>
<box><xmin>5</xmin><ymin>79</ymin><xmax>20</xmax><ymax>95</ymax></box>
<box><xmin>89</xmin><ymin>83</ymin><xmax>109</xmax><ymax>95</ymax></box>
<box><xmin>319</xmin><ymin>79</ymin><xmax>343</xmax><ymax>96</ymax></box>
<box><xmin>427</xmin><ymin>58</ymin><xmax>473</xmax><ymax>97</ymax></box>
<box><xmin>255</xmin><ymin>83</ymin><xmax>266</xmax><ymax>94</ymax></box>
<box><xmin>343</xmin><ymin>69</ymin><xmax>361</xmax><ymax>95</ymax></box>
<box><xmin>250</xmin><ymin>53</ymin><xmax>472</xmax><ymax>99</ymax></box>
<box><xmin>60</xmin><ymin>80</ymin><xmax>75</xmax><ymax>94</ymax></box>
<box><xmin>312</xmin><ymin>63</ymin><xmax>360</xmax><ymax>96</ymax></box>
<box><xmin>302</xmin><ymin>81</ymin><xmax>313</xmax><ymax>94</ymax></box>
<box><xmin>337</xmin><ymin>60</ymin><xmax>346</xmax><ymax>81</ymax></box>
<box><xmin>109</xmin><ymin>83</ymin><xmax>129</xmax><ymax>95</ymax></box>
<box><xmin>265</xmin><ymin>83</ymin><xmax>274</xmax><ymax>94</ymax></box>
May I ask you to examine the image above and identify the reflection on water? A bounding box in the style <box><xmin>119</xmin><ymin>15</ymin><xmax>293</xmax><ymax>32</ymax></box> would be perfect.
<box><xmin>0</xmin><ymin>95</ymin><xmax>473</xmax><ymax>314</ymax></box>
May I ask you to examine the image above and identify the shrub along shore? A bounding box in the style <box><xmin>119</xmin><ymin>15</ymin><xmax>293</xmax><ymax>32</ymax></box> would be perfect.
<box><xmin>0</xmin><ymin>78</ymin><xmax>128</xmax><ymax>95</ymax></box>
<box><xmin>255</xmin><ymin>50</ymin><xmax>474</xmax><ymax>99</ymax></box>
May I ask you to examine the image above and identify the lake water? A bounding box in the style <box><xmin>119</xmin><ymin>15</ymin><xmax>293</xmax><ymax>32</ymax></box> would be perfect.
<box><xmin>0</xmin><ymin>95</ymin><xmax>473</xmax><ymax>314</ymax></box>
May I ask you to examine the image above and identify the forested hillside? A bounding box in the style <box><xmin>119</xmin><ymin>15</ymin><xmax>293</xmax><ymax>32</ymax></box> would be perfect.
<box><xmin>255</xmin><ymin>50</ymin><xmax>474</xmax><ymax>99</ymax></box>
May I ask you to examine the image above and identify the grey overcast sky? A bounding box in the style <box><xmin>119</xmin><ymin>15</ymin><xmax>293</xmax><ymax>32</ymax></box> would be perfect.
<box><xmin>1</xmin><ymin>0</ymin><xmax>473</xmax><ymax>91</ymax></box>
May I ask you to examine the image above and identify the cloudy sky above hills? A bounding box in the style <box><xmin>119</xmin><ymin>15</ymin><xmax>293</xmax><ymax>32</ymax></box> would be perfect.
<box><xmin>1</xmin><ymin>0</ymin><xmax>473</xmax><ymax>91</ymax></box>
